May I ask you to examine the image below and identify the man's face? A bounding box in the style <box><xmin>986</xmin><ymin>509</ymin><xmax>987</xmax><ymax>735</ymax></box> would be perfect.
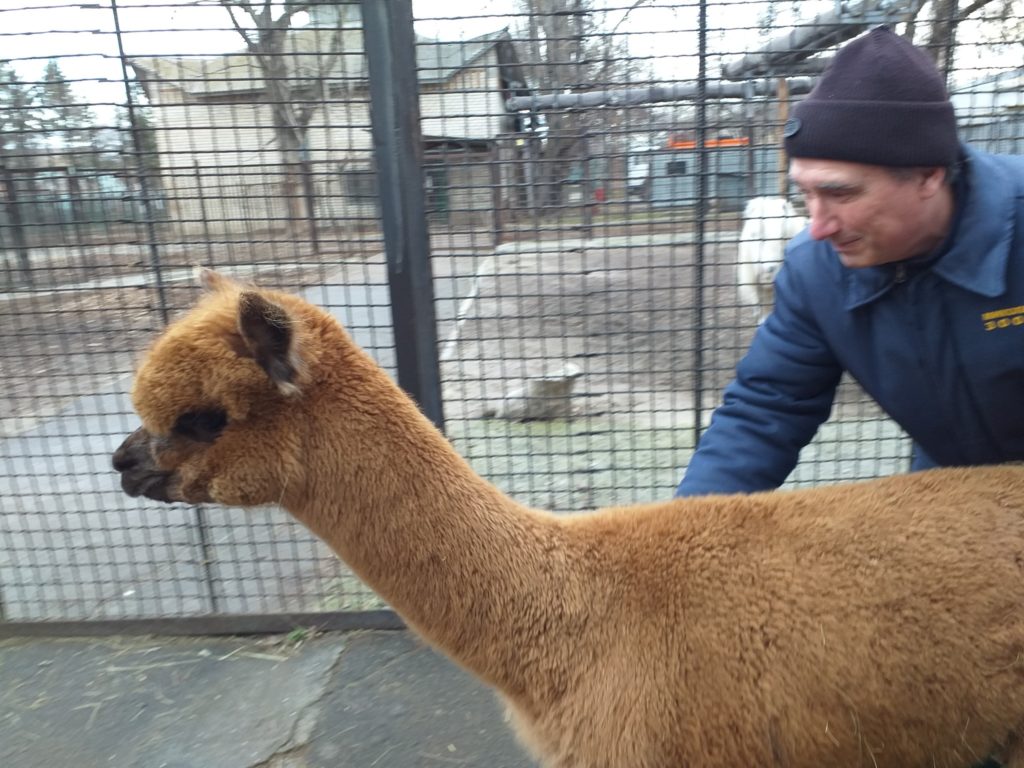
<box><xmin>789</xmin><ymin>158</ymin><xmax>950</xmax><ymax>269</ymax></box>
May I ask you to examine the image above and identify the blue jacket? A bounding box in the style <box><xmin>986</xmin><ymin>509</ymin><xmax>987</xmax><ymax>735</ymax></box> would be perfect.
<box><xmin>677</xmin><ymin>144</ymin><xmax>1024</xmax><ymax>497</ymax></box>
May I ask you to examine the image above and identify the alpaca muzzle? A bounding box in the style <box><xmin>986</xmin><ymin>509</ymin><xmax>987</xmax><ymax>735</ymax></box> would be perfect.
<box><xmin>112</xmin><ymin>428</ymin><xmax>176</xmax><ymax>502</ymax></box>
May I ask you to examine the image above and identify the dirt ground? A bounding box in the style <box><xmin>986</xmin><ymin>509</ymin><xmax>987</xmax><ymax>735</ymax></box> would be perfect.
<box><xmin>1</xmin><ymin>227</ymin><xmax>386</xmax><ymax>432</ymax></box>
<box><xmin>1</xmin><ymin>219</ymin><xmax>873</xmax><ymax>433</ymax></box>
<box><xmin>442</xmin><ymin>234</ymin><xmax>871</xmax><ymax>422</ymax></box>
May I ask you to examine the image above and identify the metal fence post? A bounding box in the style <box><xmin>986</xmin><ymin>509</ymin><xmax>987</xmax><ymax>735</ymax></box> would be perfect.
<box><xmin>361</xmin><ymin>0</ymin><xmax>445</xmax><ymax>431</ymax></box>
<box><xmin>693</xmin><ymin>0</ymin><xmax>709</xmax><ymax>451</ymax></box>
<box><xmin>111</xmin><ymin>0</ymin><xmax>168</xmax><ymax>324</ymax></box>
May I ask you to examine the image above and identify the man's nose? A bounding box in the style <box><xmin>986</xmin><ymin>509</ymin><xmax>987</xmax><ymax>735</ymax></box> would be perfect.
<box><xmin>807</xmin><ymin>204</ymin><xmax>841</xmax><ymax>241</ymax></box>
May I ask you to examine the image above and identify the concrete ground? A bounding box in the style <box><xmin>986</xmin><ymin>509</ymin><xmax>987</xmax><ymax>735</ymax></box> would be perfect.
<box><xmin>0</xmin><ymin>629</ymin><xmax>537</xmax><ymax>768</ymax></box>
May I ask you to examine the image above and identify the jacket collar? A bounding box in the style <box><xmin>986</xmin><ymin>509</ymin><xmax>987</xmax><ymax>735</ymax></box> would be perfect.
<box><xmin>843</xmin><ymin>144</ymin><xmax>1015</xmax><ymax>310</ymax></box>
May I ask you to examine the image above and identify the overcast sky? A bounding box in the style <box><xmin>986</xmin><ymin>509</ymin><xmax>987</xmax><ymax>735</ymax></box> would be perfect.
<box><xmin>0</xmin><ymin>0</ymin><xmax>807</xmax><ymax>80</ymax></box>
<box><xmin>1</xmin><ymin>0</ymin><xmax>1017</xmax><ymax>122</ymax></box>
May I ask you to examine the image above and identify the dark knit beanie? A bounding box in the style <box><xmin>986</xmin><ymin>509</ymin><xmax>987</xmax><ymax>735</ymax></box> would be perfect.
<box><xmin>783</xmin><ymin>26</ymin><xmax>959</xmax><ymax>167</ymax></box>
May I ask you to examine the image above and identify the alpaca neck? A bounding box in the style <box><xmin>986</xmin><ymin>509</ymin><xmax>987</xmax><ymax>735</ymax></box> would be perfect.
<box><xmin>287</xmin><ymin>353</ymin><xmax>583</xmax><ymax>701</ymax></box>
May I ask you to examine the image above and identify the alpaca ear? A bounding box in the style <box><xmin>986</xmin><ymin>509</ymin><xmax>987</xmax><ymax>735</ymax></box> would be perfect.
<box><xmin>197</xmin><ymin>266</ymin><xmax>237</xmax><ymax>293</ymax></box>
<box><xmin>237</xmin><ymin>291</ymin><xmax>302</xmax><ymax>396</ymax></box>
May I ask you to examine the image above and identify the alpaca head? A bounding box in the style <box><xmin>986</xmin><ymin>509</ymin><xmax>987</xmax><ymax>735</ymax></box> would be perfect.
<box><xmin>112</xmin><ymin>269</ymin><xmax>318</xmax><ymax>508</ymax></box>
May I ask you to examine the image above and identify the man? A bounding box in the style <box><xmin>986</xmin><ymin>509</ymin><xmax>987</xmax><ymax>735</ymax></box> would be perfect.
<box><xmin>676</xmin><ymin>26</ymin><xmax>1024</xmax><ymax>498</ymax></box>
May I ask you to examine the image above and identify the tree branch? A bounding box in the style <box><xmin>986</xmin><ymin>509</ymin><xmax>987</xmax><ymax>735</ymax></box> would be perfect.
<box><xmin>220</xmin><ymin>1</ymin><xmax>258</xmax><ymax>53</ymax></box>
<box><xmin>609</xmin><ymin>0</ymin><xmax>653</xmax><ymax>37</ymax></box>
<box><xmin>956</xmin><ymin>0</ymin><xmax>997</xmax><ymax>24</ymax></box>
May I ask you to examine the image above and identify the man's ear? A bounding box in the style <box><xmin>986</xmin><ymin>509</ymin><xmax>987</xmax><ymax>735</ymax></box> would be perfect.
<box><xmin>920</xmin><ymin>166</ymin><xmax>948</xmax><ymax>198</ymax></box>
<box><xmin>237</xmin><ymin>291</ymin><xmax>302</xmax><ymax>396</ymax></box>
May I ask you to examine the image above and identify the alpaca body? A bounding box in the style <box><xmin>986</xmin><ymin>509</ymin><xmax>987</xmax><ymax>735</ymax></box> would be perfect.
<box><xmin>508</xmin><ymin>483</ymin><xmax>1024</xmax><ymax>767</ymax></box>
<box><xmin>113</xmin><ymin>272</ymin><xmax>1024</xmax><ymax>767</ymax></box>
<box><xmin>736</xmin><ymin>196</ymin><xmax>807</xmax><ymax>323</ymax></box>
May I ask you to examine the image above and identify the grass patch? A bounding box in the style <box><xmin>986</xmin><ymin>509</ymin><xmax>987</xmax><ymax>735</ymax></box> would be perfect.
<box><xmin>448</xmin><ymin>416</ymin><xmax>696</xmax><ymax>510</ymax></box>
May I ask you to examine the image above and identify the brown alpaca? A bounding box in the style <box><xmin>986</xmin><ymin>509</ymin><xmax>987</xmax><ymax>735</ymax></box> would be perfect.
<box><xmin>113</xmin><ymin>270</ymin><xmax>1024</xmax><ymax>768</ymax></box>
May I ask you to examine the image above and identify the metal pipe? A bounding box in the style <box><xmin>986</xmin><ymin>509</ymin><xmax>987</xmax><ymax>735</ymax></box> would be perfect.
<box><xmin>507</xmin><ymin>78</ymin><xmax>815</xmax><ymax>113</ymax></box>
<box><xmin>721</xmin><ymin>0</ymin><xmax>924</xmax><ymax>81</ymax></box>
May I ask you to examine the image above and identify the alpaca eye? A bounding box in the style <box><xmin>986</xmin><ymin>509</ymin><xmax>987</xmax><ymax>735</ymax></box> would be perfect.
<box><xmin>172</xmin><ymin>409</ymin><xmax>228</xmax><ymax>443</ymax></box>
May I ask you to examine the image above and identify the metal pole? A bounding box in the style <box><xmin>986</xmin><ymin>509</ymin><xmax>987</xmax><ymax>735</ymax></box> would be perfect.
<box><xmin>361</xmin><ymin>0</ymin><xmax>445</xmax><ymax>430</ymax></box>
<box><xmin>776</xmin><ymin>77</ymin><xmax>791</xmax><ymax>197</ymax></box>
<box><xmin>112</xmin><ymin>0</ymin><xmax>223</xmax><ymax>614</ymax></box>
<box><xmin>506</xmin><ymin>78</ymin><xmax>815</xmax><ymax>113</ymax></box>
<box><xmin>693</xmin><ymin>0</ymin><xmax>709</xmax><ymax>451</ymax></box>
<box><xmin>1</xmin><ymin>165</ymin><xmax>31</xmax><ymax>285</ymax></box>
<box><xmin>110</xmin><ymin>0</ymin><xmax>168</xmax><ymax>325</ymax></box>
<box><xmin>490</xmin><ymin>141</ymin><xmax>503</xmax><ymax>247</ymax></box>
<box><xmin>580</xmin><ymin>130</ymin><xmax>593</xmax><ymax>238</ymax></box>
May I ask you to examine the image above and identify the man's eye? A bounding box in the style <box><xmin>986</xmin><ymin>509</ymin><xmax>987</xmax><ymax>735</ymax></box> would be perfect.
<box><xmin>172</xmin><ymin>409</ymin><xmax>228</xmax><ymax>443</ymax></box>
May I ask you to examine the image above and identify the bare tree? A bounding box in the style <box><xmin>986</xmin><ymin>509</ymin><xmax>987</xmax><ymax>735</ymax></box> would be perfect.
<box><xmin>209</xmin><ymin>0</ymin><xmax>346</xmax><ymax>240</ymax></box>
<box><xmin>516</xmin><ymin>0</ymin><xmax>587</xmax><ymax>208</ymax></box>
<box><xmin>903</xmin><ymin>0</ymin><xmax>1020</xmax><ymax>73</ymax></box>
<box><xmin>514</xmin><ymin>0</ymin><xmax>661</xmax><ymax>210</ymax></box>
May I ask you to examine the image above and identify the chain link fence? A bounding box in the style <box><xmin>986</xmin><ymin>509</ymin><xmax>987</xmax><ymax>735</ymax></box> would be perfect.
<box><xmin>1</xmin><ymin>0</ymin><xmax>1021</xmax><ymax>629</ymax></box>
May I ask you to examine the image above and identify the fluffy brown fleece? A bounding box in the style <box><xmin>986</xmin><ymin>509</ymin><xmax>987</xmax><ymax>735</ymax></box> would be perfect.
<box><xmin>113</xmin><ymin>270</ymin><xmax>1024</xmax><ymax>768</ymax></box>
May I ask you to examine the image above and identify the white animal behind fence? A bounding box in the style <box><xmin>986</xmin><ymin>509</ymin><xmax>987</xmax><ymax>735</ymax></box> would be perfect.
<box><xmin>736</xmin><ymin>196</ymin><xmax>807</xmax><ymax>323</ymax></box>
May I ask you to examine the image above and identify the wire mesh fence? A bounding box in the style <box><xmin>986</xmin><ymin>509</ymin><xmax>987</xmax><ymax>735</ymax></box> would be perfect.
<box><xmin>1</xmin><ymin>0</ymin><xmax>1021</xmax><ymax>627</ymax></box>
